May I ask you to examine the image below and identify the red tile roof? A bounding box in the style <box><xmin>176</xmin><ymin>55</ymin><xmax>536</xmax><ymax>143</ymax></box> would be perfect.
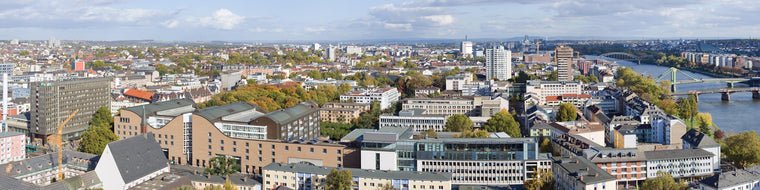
<box><xmin>124</xmin><ymin>88</ymin><xmax>154</xmax><ymax>101</ymax></box>
<box><xmin>546</xmin><ymin>96</ymin><xmax>561</xmax><ymax>102</ymax></box>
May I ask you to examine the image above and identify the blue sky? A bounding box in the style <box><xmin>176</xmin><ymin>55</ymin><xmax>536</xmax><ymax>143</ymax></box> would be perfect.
<box><xmin>1</xmin><ymin>0</ymin><xmax>758</xmax><ymax>41</ymax></box>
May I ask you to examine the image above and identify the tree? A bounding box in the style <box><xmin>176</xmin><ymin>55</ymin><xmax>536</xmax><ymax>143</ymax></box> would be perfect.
<box><xmin>156</xmin><ymin>64</ymin><xmax>169</xmax><ymax>76</ymax></box>
<box><xmin>91</xmin><ymin>106</ymin><xmax>114</xmax><ymax>130</ymax></box>
<box><xmin>714</xmin><ymin>130</ymin><xmax>726</xmax><ymax>140</ymax></box>
<box><xmin>678</xmin><ymin>94</ymin><xmax>698</xmax><ymax>128</ymax></box>
<box><xmin>556</xmin><ymin>103</ymin><xmax>577</xmax><ymax>122</ymax></box>
<box><xmin>482</xmin><ymin>111</ymin><xmax>521</xmax><ymax>137</ymax></box>
<box><xmin>696</xmin><ymin>113</ymin><xmax>715</xmax><ymax>137</ymax></box>
<box><xmin>444</xmin><ymin>114</ymin><xmax>473</xmax><ymax>132</ymax></box>
<box><xmin>723</xmin><ymin>131</ymin><xmax>760</xmax><ymax>168</ymax></box>
<box><xmin>457</xmin><ymin>129</ymin><xmax>489</xmax><ymax>138</ymax></box>
<box><xmin>523</xmin><ymin>169</ymin><xmax>554</xmax><ymax>190</ymax></box>
<box><xmin>419</xmin><ymin>129</ymin><xmax>438</xmax><ymax>138</ymax></box>
<box><xmin>539</xmin><ymin>137</ymin><xmax>552</xmax><ymax>153</ymax></box>
<box><xmin>641</xmin><ymin>172</ymin><xmax>681</xmax><ymax>190</ymax></box>
<box><xmin>204</xmin><ymin>155</ymin><xmax>241</xmax><ymax>176</ymax></box>
<box><xmin>546</xmin><ymin>71</ymin><xmax>558</xmax><ymax>81</ymax></box>
<box><xmin>326</xmin><ymin>168</ymin><xmax>353</xmax><ymax>190</ymax></box>
<box><xmin>655</xmin><ymin>98</ymin><xmax>679</xmax><ymax>116</ymax></box>
<box><xmin>78</xmin><ymin>125</ymin><xmax>118</xmax><ymax>155</ymax></box>
<box><xmin>380</xmin><ymin>183</ymin><xmax>397</xmax><ymax>190</ymax></box>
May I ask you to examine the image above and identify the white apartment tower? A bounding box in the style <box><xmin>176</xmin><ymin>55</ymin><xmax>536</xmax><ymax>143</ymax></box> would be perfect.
<box><xmin>460</xmin><ymin>41</ymin><xmax>473</xmax><ymax>58</ymax></box>
<box><xmin>327</xmin><ymin>45</ymin><xmax>337</xmax><ymax>62</ymax></box>
<box><xmin>485</xmin><ymin>46</ymin><xmax>511</xmax><ymax>81</ymax></box>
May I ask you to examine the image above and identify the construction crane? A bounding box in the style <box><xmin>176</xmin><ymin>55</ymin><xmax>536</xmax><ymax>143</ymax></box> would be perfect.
<box><xmin>57</xmin><ymin>110</ymin><xmax>78</xmax><ymax>181</ymax></box>
<box><xmin>535</xmin><ymin>40</ymin><xmax>542</xmax><ymax>56</ymax></box>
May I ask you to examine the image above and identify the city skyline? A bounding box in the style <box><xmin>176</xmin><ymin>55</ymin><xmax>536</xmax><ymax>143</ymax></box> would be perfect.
<box><xmin>1</xmin><ymin>0</ymin><xmax>759</xmax><ymax>41</ymax></box>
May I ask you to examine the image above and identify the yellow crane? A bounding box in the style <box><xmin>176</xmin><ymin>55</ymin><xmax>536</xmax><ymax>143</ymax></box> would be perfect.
<box><xmin>535</xmin><ymin>40</ymin><xmax>542</xmax><ymax>56</ymax></box>
<box><xmin>57</xmin><ymin>110</ymin><xmax>78</xmax><ymax>181</ymax></box>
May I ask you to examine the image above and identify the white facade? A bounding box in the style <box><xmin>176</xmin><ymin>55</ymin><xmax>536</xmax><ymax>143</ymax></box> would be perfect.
<box><xmin>460</xmin><ymin>41</ymin><xmax>473</xmax><ymax>58</ymax></box>
<box><xmin>525</xmin><ymin>80</ymin><xmax>582</xmax><ymax>102</ymax></box>
<box><xmin>485</xmin><ymin>46</ymin><xmax>511</xmax><ymax>81</ymax></box>
<box><xmin>340</xmin><ymin>87</ymin><xmax>400</xmax><ymax>110</ymax></box>
<box><xmin>360</xmin><ymin>150</ymin><xmax>398</xmax><ymax>171</ymax></box>
<box><xmin>646</xmin><ymin>152</ymin><xmax>713</xmax><ymax>179</ymax></box>
<box><xmin>95</xmin><ymin>145</ymin><xmax>127</xmax><ymax>190</ymax></box>
<box><xmin>346</xmin><ymin>46</ymin><xmax>362</xmax><ymax>55</ymax></box>
<box><xmin>379</xmin><ymin>114</ymin><xmax>447</xmax><ymax>132</ymax></box>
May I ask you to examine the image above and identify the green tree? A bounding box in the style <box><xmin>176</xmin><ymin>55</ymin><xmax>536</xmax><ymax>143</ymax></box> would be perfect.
<box><xmin>444</xmin><ymin>114</ymin><xmax>473</xmax><ymax>132</ymax></box>
<box><xmin>90</xmin><ymin>106</ymin><xmax>114</xmax><ymax>130</ymax></box>
<box><xmin>419</xmin><ymin>129</ymin><xmax>438</xmax><ymax>138</ymax></box>
<box><xmin>482</xmin><ymin>111</ymin><xmax>521</xmax><ymax>137</ymax></box>
<box><xmin>678</xmin><ymin>94</ymin><xmax>698</xmax><ymax>128</ymax></box>
<box><xmin>641</xmin><ymin>172</ymin><xmax>681</xmax><ymax>190</ymax></box>
<box><xmin>696</xmin><ymin>113</ymin><xmax>715</xmax><ymax>137</ymax></box>
<box><xmin>539</xmin><ymin>137</ymin><xmax>552</xmax><ymax>153</ymax></box>
<box><xmin>156</xmin><ymin>64</ymin><xmax>169</xmax><ymax>76</ymax></box>
<box><xmin>338</xmin><ymin>83</ymin><xmax>352</xmax><ymax>94</ymax></box>
<box><xmin>546</xmin><ymin>71</ymin><xmax>558</xmax><ymax>81</ymax></box>
<box><xmin>307</xmin><ymin>70</ymin><xmax>323</xmax><ymax>79</ymax></box>
<box><xmin>655</xmin><ymin>98</ymin><xmax>679</xmax><ymax>116</ymax></box>
<box><xmin>77</xmin><ymin>125</ymin><xmax>118</xmax><ymax>155</ymax></box>
<box><xmin>19</xmin><ymin>51</ymin><xmax>30</xmax><ymax>56</ymax></box>
<box><xmin>723</xmin><ymin>131</ymin><xmax>760</xmax><ymax>168</ymax></box>
<box><xmin>326</xmin><ymin>168</ymin><xmax>353</xmax><ymax>190</ymax></box>
<box><xmin>204</xmin><ymin>155</ymin><xmax>241</xmax><ymax>176</ymax></box>
<box><xmin>523</xmin><ymin>169</ymin><xmax>554</xmax><ymax>190</ymax></box>
<box><xmin>457</xmin><ymin>129</ymin><xmax>489</xmax><ymax>138</ymax></box>
<box><xmin>556</xmin><ymin>103</ymin><xmax>577</xmax><ymax>122</ymax></box>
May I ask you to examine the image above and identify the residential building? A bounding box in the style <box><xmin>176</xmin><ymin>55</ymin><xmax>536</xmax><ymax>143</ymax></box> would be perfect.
<box><xmin>95</xmin><ymin>133</ymin><xmax>170</xmax><ymax>190</ymax></box>
<box><xmin>114</xmin><ymin>99</ymin><xmax>359</xmax><ymax>175</ymax></box>
<box><xmin>544</xmin><ymin>94</ymin><xmax>592</xmax><ymax>107</ymax></box>
<box><xmin>549</xmin><ymin>121</ymin><xmax>606</xmax><ymax>147</ymax></box>
<box><xmin>644</xmin><ymin>149</ymin><xmax>714</xmax><ymax>179</ymax></box>
<box><xmin>188</xmin><ymin>174</ymin><xmax>261</xmax><ymax>190</ymax></box>
<box><xmin>0</xmin><ymin>132</ymin><xmax>25</xmax><ymax>164</ymax></box>
<box><xmin>552</xmin><ymin>155</ymin><xmax>617</xmax><ymax>190</ymax></box>
<box><xmin>415</xmin><ymin>86</ymin><xmax>441</xmax><ymax>95</ymax></box>
<box><xmin>555</xmin><ymin>45</ymin><xmax>574</xmax><ymax>81</ymax></box>
<box><xmin>0</xmin><ymin>151</ymin><xmax>101</xmax><ymax>188</ymax></box>
<box><xmin>698</xmin><ymin>165</ymin><xmax>760</xmax><ymax>190</ymax></box>
<box><xmin>485</xmin><ymin>46</ymin><xmax>511</xmax><ymax>81</ymax></box>
<box><xmin>682</xmin><ymin>129</ymin><xmax>721</xmax><ymax>171</ymax></box>
<box><xmin>529</xmin><ymin>122</ymin><xmax>552</xmax><ymax>137</ymax></box>
<box><xmin>346</xmin><ymin>46</ymin><xmax>362</xmax><ymax>55</ymax></box>
<box><xmin>263</xmin><ymin>162</ymin><xmax>452</xmax><ymax>190</ymax></box>
<box><xmin>460</xmin><ymin>41</ymin><xmax>473</xmax><ymax>58</ymax></box>
<box><xmin>445</xmin><ymin>73</ymin><xmax>473</xmax><ymax>91</ymax></box>
<box><xmin>29</xmin><ymin>77</ymin><xmax>110</xmax><ymax>143</ymax></box>
<box><xmin>339</xmin><ymin>87</ymin><xmax>400</xmax><ymax>110</ymax></box>
<box><xmin>586</xmin><ymin>149</ymin><xmax>647</xmax><ymax>188</ymax></box>
<box><xmin>379</xmin><ymin>109</ymin><xmax>447</xmax><ymax>132</ymax></box>
<box><xmin>342</xmin><ymin>127</ymin><xmax>552</xmax><ymax>185</ymax></box>
<box><xmin>319</xmin><ymin>102</ymin><xmax>370</xmax><ymax>123</ymax></box>
<box><xmin>72</xmin><ymin>60</ymin><xmax>85</xmax><ymax>71</ymax></box>
<box><xmin>221</xmin><ymin>70</ymin><xmax>243</xmax><ymax>91</ymax></box>
<box><xmin>401</xmin><ymin>96</ymin><xmax>508</xmax><ymax>117</ymax></box>
<box><xmin>0</xmin><ymin>63</ymin><xmax>14</xmax><ymax>75</ymax></box>
<box><xmin>524</xmin><ymin>80</ymin><xmax>582</xmax><ymax>105</ymax></box>
<box><xmin>327</xmin><ymin>46</ymin><xmax>337</xmax><ymax>62</ymax></box>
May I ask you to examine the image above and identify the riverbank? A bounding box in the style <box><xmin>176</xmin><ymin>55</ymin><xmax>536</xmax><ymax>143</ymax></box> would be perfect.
<box><xmin>642</xmin><ymin>62</ymin><xmax>739</xmax><ymax>79</ymax></box>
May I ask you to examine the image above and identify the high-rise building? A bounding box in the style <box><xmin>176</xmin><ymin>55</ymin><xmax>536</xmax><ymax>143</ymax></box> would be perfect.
<box><xmin>312</xmin><ymin>43</ymin><xmax>321</xmax><ymax>51</ymax></box>
<box><xmin>485</xmin><ymin>46</ymin><xmax>511</xmax><ymax>81</ymax></box>
<box><xmin>555</xmin><ymin>45</ymin><xmax>574</xmax><ymax>81</ymax></box>
<box><xmin>29</xmin><ymin>77</ymin><xmax>110</xmax><ymax>142</ymax></box>
<box><xmin>327</xmin><ymin>45</ymin><xmax>336</xmax><ymax>62</ymax></box>
<box><xmin>460</xmin><ymin>41</ymin><xmax>473</xmax><ymax>58</ymax></box>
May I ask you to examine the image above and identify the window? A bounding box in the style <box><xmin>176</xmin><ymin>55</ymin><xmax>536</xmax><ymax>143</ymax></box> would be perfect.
<box><xmin>221</xmin><ymin>147</ymin><xmax>224</xmax><ymax>151</ymax></box>
<box><xmin>220</xmin><ymin>140</ymin><xmax>224</xmax><ymax>145</ymax></box>
<box><xmin>310</xmin><ymin>148</ymin><xmax>314</xmax><ymax>152</ymax></box>
<box><xmin>233</xmin><ymin>148</ymin><xmax>237</xmax><ymax>152</ymax></box>
<box><xmin>258</xmin><ymin>143</ymin><xmax>262</xmax><ymax>148</ymax></box>
<box><xmin>323</xmin><ymin>149</ymin><xmax>327</xmax><ymax>154</ymax></box>
<box><xmin>208</xmin><ymin>132</ymin><xmax>211</xmax><ymax>137</ymax></box>
<box><xmin>258</xmin><ymin>150</ymin><xmax>262</xmax><ymax>155</ymax></box>
<box><xmin>272</xmin><ymin>145</ymin><xmax>275</xmax><ymax>150</ymax></box>
<box><xmin>246</xmin><ymin>142</ymin><xmax>249</xmax><ymax>147</ymax></box>
<box><xmin>158</xmin><ymin>134</ymin><xmax>162</xmax><ymax>138</ymax></box>
<box><xmin>246</xmin><ymin>149</ymin><xmax>249</xmax><ymax>153</ymax></box>
<box><xmin>208</xmin><ymin>139</ymin><xmax>211</xmax><ymax>143</ymax></box>
<box><xmin>337</xmin><ymin>150</ymin><xmax>341</xmax><ymax>155</ymax></box>
<box><xmin>285</xmin><ymin>146</ymin><xmax>289</xmax><ymax>151</ymax></box>
<box><xmin>233</xmin><ymin>141</ymin><xmax>236</xmax><ymax>146</ymax></box>
<box><xmin>208</xmin><ymin>145</ymin><xmax>211</xmax><ymax>150</ymax></box>
<box><xmin>298</xmin><ymin>147</ymin><xmax>301</xmax><ymax>152</ymax></box>
<box><xmin>171</xmin><ymin>135</ymin><xmax>174</xmax><ymax>139</ymax></box>
<box><xmin>246</xmin><ymin>156</ymin><xmax>249</xmax><ymax>160</ymax></box>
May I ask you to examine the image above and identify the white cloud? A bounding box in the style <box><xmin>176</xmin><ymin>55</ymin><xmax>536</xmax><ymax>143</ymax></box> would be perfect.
<box><xmin>422</xmin><ymin>15</ymin><xmax>453</xmax><ymax>26</ymax></box>
<box><xmin>198</xmin><ymin>9</ymin><xmax>244</xmax><ymax>30</ymax></box>
<box><xmin>305</xmin><ymin>26</ymin><xmax>326</xmax><ymax>32</ymax></box>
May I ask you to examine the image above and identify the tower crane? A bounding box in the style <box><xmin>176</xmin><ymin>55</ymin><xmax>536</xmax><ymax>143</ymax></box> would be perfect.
<box><xmin>57</xmin><ymin>110</ymin><xmax>78</xmax><ymax>181</ymax></box>
<box><xmin>535</xmin><ymin>40</ymin><xmax>542</xmax><ymax>56</ymax></box>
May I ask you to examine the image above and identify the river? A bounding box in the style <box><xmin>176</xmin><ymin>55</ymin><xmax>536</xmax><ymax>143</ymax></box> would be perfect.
<box><xmin>612</xmin><ymin>60</ymin><xmax>760</xmax><ymax>134</ymax></box>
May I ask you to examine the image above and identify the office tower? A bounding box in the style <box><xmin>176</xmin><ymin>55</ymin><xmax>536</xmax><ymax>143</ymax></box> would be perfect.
<box><xmin>485</xmin><ymin>46</ymin><xmax>511</xmax><ymax>81</ymax></box>
<box><xmin>312</xmin><ymin>43</ymin><xmax>321</xmax><ymax>51</ymax></box>
<box><xmin>460</xmin><ymin>41</ymin><xmax>473</xmax><ymax>58</ymax></box>
<box><xmin>555</xmin><ymin>45</ymin><xmax>574</xmax><ymax>81</ymax></box>
<box><xmin>29</xmin><ymin>77</ymin><xmax>110</xmax><ymax>143</ymax></box>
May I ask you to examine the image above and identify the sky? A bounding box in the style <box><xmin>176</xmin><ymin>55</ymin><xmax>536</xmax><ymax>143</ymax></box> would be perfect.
<box><xmin>1</xmin><ymin>0</ymin><xmax>759</xmax><ymax>41</ymax></box>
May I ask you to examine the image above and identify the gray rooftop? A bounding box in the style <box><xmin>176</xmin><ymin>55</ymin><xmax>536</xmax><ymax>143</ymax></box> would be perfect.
<box><xmin>263</xmin><ymin>163</ymin><xmax>452</xmax><ymax>182</ymax></box>
<box><xmin>186</xmin><ymin>173</ymin><xmax>260</xmax><ymax>187</ymax></box>
<box><xmin>699</xmin><ymin>165</ymin><xmax>760</xmax><ymax>189</ymax></box>
<box><xmin>682</xmin><ymin>129</ymin><xmax>720</xmax><ymax>148</ymax></box>
<box><xmin>643</xmin><ymin>149</ymin><xmax>714</xmax><ymax>160</ymax></box>
<box><xmin>552</xmin><ymin>155</ymin><xmax>617</xmax><ymax>185</ymax></box>
<box><xmin>105</xmin><ymin>132</ymin><xmax>169</xmax><ymax>184</ymax></box>
<box><xmin>196</xmin><ymin>102</ymin><xmax>266</xmax><ymax>123</ymax></box>
<box><xmin>122</xmin><ymin>99</ymin><xmax>196</xmax><ymax>119</ymax></box>
<box><xmin>0</xmin><ymin>131</ymin><xmax>23</xmax><ymax>138</ymax></box>
<box><xmin>257</xmin><ymin>101</ymin><xmax>319</xmax><ymax>125</ymax></box>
